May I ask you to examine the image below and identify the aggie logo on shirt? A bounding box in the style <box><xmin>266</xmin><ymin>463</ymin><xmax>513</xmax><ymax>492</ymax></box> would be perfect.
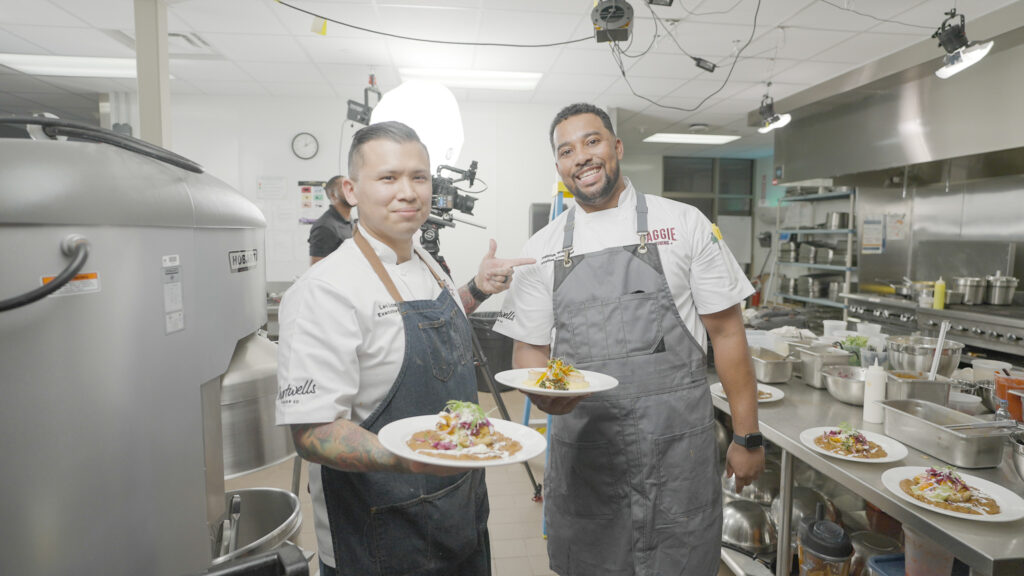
<box><xmin>279</xmin><ymin>379</ymin><xmax>317</xmax><ymax>404</ymax></box>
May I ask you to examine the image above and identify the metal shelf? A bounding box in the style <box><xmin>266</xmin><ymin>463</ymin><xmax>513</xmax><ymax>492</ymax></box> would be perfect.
<box><xmin>780</xmin><ymin>293</ymin><xmax>848</xmax><ymax>309</ymax></box>
<box><xmin>781</xmin><ymin>190</ymin><xmax>853</xmax><ymax>201</ymax></box>
<box><xmin>778</xmin><ymin>228</ymin><xmax>855</xmax><ymax>235</ymax></box>
<box><xmin>778</xmin><ymin>262</ymin><xmax>856</xmax><ymax>272</ymax></box>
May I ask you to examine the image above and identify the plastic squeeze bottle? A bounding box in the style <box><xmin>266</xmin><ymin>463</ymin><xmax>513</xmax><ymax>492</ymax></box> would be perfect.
<box><xmin>933</xmin><ymin>276</ymin><xmax>946</xmax><ymax>310</ymax></box>
<box><xmin>863</xmin><ymin>359</ymin><xmax>886</xmax><ymax>423</ymax></box>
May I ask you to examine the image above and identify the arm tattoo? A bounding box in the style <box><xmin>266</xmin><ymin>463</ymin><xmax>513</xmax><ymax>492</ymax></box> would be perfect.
<box><xmin>291</xmin><ymin>421</ymin><xmax>403</xmax><ymax>473</ymax></box>
<box><xmin>458</xmin><ymin>285</ymin><xmax>480</xmax><ymax>315</ymax></box>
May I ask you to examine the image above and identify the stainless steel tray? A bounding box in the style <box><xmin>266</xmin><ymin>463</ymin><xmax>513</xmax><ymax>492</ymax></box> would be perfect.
<box><xmin>750</xmin><ymin>347</ymin><xmax>796</xmax><ymax>383</ymax></box>
<box><xmin>799</xmin><ymin>347</ymin><xmax>853</xmax><ymax>389</ymax></box>
<box><xmin>880</xmin><ymin>399</ymin><xmax>1007</xmax><ymax>468</ymax></box>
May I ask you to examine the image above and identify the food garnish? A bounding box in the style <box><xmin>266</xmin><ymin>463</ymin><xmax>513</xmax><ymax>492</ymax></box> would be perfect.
<box><xmin>405</xmin><ymin>400</ymin><xmax>522</xmax><ymax>461</ymax></box>
<box><xmin>526</xmin><ymin>358</ymin><xmax>588</xmax><ymax>391</ymax></box>
<box><xmin>815</xmin><ymin>422</ymin><xmax>888</xmax><ymax>459</ymax></box>
<box><xmin>900</xmin><ymin>466</ymin><xmax>1000</xmax><ymax>515</ymax></box>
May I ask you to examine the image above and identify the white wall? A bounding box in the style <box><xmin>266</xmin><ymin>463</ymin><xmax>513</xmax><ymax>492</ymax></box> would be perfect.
<box><xmin>170</xmin><ymin>95</ymin><xmax>566</xmax><ymax>310</ymax></box>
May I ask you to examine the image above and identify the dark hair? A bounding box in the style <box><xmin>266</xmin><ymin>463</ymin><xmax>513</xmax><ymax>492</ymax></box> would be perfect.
<box><xmin>325</xmin><ymin>175</ymin><xmax>344</xmax><ymax>191</ymax></box>
<box><xmin>347</xmin><ymin>121</ymin><xmax>428</xmax><ymax>180</ymax></box>
<box><xmin>549</xmin><ymin>103</ymin><xmax>615</xmax><ymax>150</ymax></box>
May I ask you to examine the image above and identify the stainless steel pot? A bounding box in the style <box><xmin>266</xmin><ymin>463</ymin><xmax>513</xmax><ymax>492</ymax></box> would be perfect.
<box><xmin>985</xmin><ymin>273</ymin><xmax>1018</xmax><ymax>305</ymax></box>
<box><xmin>954</xmin><ymin>276</ymin><xmax>986</xmax><ymax>305</ymax></box>
<box><xmin>824</xmin><ymin>211</ymin><xmax>850</xmax><ymax>230</ymax></box>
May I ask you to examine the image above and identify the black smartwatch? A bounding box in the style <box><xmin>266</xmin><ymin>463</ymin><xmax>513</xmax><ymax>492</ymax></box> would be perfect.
<box><xmin>733</xmin><ymin>432</ymin><xmax>764</xmax><ymax>449</ymax></box>
<box><xmin>467</xmin><ymin>277</ymin><xmax>490</xmax><ymax>302</ymax></box>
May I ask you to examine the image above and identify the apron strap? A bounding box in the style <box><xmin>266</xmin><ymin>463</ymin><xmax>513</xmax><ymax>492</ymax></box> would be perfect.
<box><xmin>635</xmin><ymin>191</ymin><xmax>650</xmax><ymax>254</ymax></box>
<box><xmin>353</xmin><ymin>227</ymin><xmax>447</xmax><ymax>303</ymax></box>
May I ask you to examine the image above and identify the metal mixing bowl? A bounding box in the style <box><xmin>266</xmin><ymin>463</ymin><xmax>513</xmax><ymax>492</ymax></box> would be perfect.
<box><xmin>722</xmin><ymin>500</ymin><xmax>778</xmax><ymax>555</ymax></box>
<box><xmin>886</xmin><ymin>335</ymin><xmax>964</xmax><ymax>377</ymax></box>
<box><xmin>1010</xmin><ymin>430</ymin><xmax>1024</xmax><ymax>484</ymax></box>
<box><xmin>822</xmin><ymin>365</ymin><xmax>868</xmax><ymax>405</ymax></box>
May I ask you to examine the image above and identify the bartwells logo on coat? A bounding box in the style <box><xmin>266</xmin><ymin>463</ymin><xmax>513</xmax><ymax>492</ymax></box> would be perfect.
<box><xmin>279</xmin><ymin>379</ymin><xmax>317</xmax><ymax>404</ymax></box>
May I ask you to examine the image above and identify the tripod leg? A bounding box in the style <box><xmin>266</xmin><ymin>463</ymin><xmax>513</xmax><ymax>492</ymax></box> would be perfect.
<box><xmin>470</xmin><ymin>329</ymin><xmax>543</xmax><ymax>501</ymax></box>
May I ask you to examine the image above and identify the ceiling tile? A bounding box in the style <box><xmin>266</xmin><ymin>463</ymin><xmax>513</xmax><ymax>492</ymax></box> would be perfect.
<box><xmin>373</xmin><ymin>5</ymin><xmax>482</xmax><ymax>40</ymax></box>
<box><xmin>203</xmin><ymin>33</ymin><xmax>307</xmax><ymax>62</ymax></box>
<box><xmin>477</xmin><ymin>8</ymin><xmax>584</xmax><ymax>45</ymax></box>
<box><xmin>813</xmin><ymin>31</ymin><xmax>924</xmax><ymax>64</ymax></box>
<box><xmin>622</xmin><ymin>52</ymin><xmax>707</xmax><ymax>80</ymax></box>
<box><xmin>261</xmin><ymin>81</ymin><xmax>333</xmax><ymax>97</ymax></box>
<box><xmin>602</xmin><ymin>75</ymin><xmax>687</xmax><ymax>97</ymax></box>
<box><xmin>549</xmin><ymin>48</ymin><xmax>628</xmax><ymax>75</ymax></box>
<box><xmin>0</xmin><ymin>1</ymin><xmax>88</xmax><ymax>27</ymax></box>
<box><xmin>188</xmin><ymin>79</ymin><xmax>270</xmax><ymax>96</ymax></box>
<box><xmin>173</xmin><ymin>0</ymin><xmax>289</xmax><ymax>35</ymax></box>
<box><xmin>746</xmin><ymin>26</ymin><xmax>856</xmax><ymax>60</ymax></box>
<box><xmin>658</xmin><ymin>20</ymin><xmax>771</xmax><ymax>58</ymax></box>
<box><xmin>536</xmin><ymin>73</ymin><xmax>616</xmax><ymax>93</ymax></box>
<box><xmin>782</xmin><ymin>1</ymin><xmax>914</xmax><ymax>32</ymax></box>
<box><xmin>472</xmin><ymin>46</ymin><xmax>560</xmax><ymax>72</ymax></box>
<box><xmin>2</xmin><ymin>25</ymin><xmax>136</xmax><ymax>56</ymax></box>
<box><xmin>680</xmin><ymin>0</ymin><xmax>814</xmax><ymax>28</ymax></box>
<box><xmin>236</xmin><ymin>61</ymin><xmax>326</xmax><ymax>83</ymax></box>
<box><xmin>385</xmin><ymin>40</ymin><xmax>477</xmax><ymax>69</ymax></box>
<box><xmin>36</xmin><ymin>76</ymin><xmax>134</xmax><ymax>93</ymax></box>
<box><xmin>169</xmin><ymin>60</ymin><xmax>251</xmax><ymax>82</ymax></box>
<box><xmin>297</xmin><ymin>35</ymin><xmax>392</xmax><ymax>66</ymax></box>
<box><xmin>480</xmin><ymin>0</ymin><xmax>593</xmax><ymax>14</ymax></box>
<box><xmin>0</xmin><ymin>28</ymin><xmax>47</xmax><ymax>54</ymax></box>
<box><xmin>52</xmin><ymin>0</ymin><xmax>138</xmax><ymax>30</ymax></box>
<box><xmin>268</xmin><ymin>2</ymin><xmax>382</xmax><ymax>38</ymax></box>
<box><xmin>464</xmin><ymin>88</ymin><xmax>536</xmax><ymax>103</ymax></box>
<box><xmin>320</xmin><ymin>63</ymin><xmax>401</xmax><ymax>90</ymax></box>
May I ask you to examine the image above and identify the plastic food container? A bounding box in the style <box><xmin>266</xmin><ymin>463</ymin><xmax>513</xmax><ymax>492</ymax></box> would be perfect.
<box><xmin>994</xmin><ymin>369</ymin><xmax>1024</xmax><ymax>421</ymax></box>
<box><xmin>823</xmin><ymin>320</ymin><xmax>847</xmax><ymax>336</ymax></box>
<box><xmin>903</xmin><ymin>524</ymin><xmax>953</xmax><ymax>576</ymax></box>
<box><xmin>948</xmin><ymin>391</ymin><xmax>984</xmax><ymax>415</ymax></box>
<box><xmin>867</xmin><ymin>554</ymin><xmax>904</xmax><ymax>576</ymax></box>
<box><xmin>850</xmin><ymin>531</ymin><xmax>901</xmax><ymax>576</ymax></box>
<box><xmin>798</xmin><ymin>510</ymin><xmax>853</xmax><ymax>576</ymax></box>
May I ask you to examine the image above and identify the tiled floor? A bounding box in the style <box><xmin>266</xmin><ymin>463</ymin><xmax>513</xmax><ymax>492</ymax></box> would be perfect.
<box><xmin>226</xmin><ymin>390</ymin><xmax>732</xmax><ymax>576</ymax></box>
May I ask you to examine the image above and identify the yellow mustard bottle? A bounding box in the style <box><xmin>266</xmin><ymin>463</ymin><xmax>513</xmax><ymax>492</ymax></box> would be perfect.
<box><xmin>933</xmin><ymin>276</ymin><xmax>946</xmax><ymax>309</ymax></box>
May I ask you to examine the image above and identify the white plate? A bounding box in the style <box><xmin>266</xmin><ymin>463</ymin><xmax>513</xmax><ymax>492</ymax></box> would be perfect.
<box><xmin>799</xmin><ymin>426</ymin><xmax>908</xmax><ymax>463</ymax></box>
<box><xmin>881</xmin><ymin>466</ymin><xmax>1024</xmax><ymax>522</ymax></box>
<box><xmin>378</xmin><ymin>415</ymin><xmax>547</xmax><ymax>469</ymax></box>
<box><xmin>710</xmin><ymin>382</ymin><xmax>785</xmax><ymax>403</ymax></box>
<box><xmin>494</xmin><ymin>368</ymin><xmax>618</xmax><ymax>397</ymax></box>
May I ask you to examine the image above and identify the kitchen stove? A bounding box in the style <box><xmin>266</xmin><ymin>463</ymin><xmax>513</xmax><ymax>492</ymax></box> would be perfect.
<box><xmin>843</xmin><ymin>292</ymin><xmax>920</xmax><ymax>335</ymax></box>
<box><xmin>918</xmin><ymin>304</ymin><xmax>1024</xmax><ymax>357</ymax></box>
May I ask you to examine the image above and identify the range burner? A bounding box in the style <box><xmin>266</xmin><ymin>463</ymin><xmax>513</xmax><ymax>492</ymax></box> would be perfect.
<box><xmin>918</xmin><ymin>305</ymin><xmax>1024</xmax><ymax>357</ymax></box>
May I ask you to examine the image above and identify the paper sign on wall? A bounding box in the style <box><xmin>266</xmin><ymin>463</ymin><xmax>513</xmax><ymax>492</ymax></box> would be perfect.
<box><xmin>862</xmin><ymin>215</ymin><xmax>885</xmax><ymax>254</ymax></box>
<box><xmin>298</xmin><ymin>180</ymin><xmax>328</xmax><ymax>223</ymax></box>
<box><xmin>886</xmin><ymin>212</ymin><xmax>907</xmax><ymax>240</ymax></box>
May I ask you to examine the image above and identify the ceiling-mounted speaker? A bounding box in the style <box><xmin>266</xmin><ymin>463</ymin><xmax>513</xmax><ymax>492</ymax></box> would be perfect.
<box><xmin>592</xmin><ymin>0</ymin><xmax>633</xmax><ymax>43</ymax></box>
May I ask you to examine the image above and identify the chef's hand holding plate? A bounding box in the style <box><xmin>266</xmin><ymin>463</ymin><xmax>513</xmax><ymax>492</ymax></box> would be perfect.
<box><xmin>524</xmin><ymin>393</ymin><xmax>589</xmax><ymax>415</ymax></box>
<box><xmin>398</xmin><ymin>458</ymin><xmax>474</xmax><ymax>476</ymax></box>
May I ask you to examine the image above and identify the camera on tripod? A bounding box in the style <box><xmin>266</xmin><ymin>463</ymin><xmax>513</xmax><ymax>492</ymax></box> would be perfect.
<box><xmin>419</xmin><ymin>160</ymin><xmax>484</xmax><ymax>274</ymax></box>
<box><xmin>431</xmin><ymin>161</ymin><xmax>479</xmax><ymax>217</ymax></box>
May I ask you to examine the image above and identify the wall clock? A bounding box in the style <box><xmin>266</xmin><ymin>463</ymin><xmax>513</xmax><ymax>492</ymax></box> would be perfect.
<box><xmin>291</xmin><ymin>132</ymin><xmax>319</xmax><ymax>159</ymax></box>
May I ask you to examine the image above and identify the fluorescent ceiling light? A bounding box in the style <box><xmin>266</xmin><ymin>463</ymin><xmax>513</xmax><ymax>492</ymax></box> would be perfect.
<box><xmin>0</xmin><ymin>53</ymin><xmax>138</xmax><ymax>78</ymax></box>
<box><xmin>935</xmin><ymin>40</ymin><xmax>994</xmax><ymax>79</ymax></box>
<box><xmin>643</xmin><ymin>133</ymin><xmax>741</xmax><ymax>145</ymax></box>
<box><xmin>398</xmin><ymin>68</ymin><xmax>541</xmax><ymax>91</ymax></box>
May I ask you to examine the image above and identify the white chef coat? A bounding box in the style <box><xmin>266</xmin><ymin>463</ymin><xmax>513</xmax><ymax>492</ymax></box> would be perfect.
<box><xmin>275</xmin><ymin>226</ymin><xmax>463</xmax><ymax>568</ymax></box>
<box><xmin>493</xmin><ymin>179</ymin><xmax>754</xmax><ymax>351</ymax></box>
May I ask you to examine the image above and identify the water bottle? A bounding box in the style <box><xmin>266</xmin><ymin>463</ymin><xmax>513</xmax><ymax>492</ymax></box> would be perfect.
<box><xmin>994</xmin><ymin>397</ymin><xmax>1012</xmax><ymax>422</ymax></box>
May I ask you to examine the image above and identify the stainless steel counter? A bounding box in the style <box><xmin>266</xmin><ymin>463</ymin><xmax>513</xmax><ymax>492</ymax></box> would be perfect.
<box><xmin>712</xmin><ymin>376</ymin><xmax>1024</xmax><ymax>576</ymax></box>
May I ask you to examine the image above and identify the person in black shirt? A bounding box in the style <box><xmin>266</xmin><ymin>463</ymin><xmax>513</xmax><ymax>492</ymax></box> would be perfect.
<box><xmin>309</xmin><ymin>175</ymin><xmax>354</xmax><ymax>264</ymax></box>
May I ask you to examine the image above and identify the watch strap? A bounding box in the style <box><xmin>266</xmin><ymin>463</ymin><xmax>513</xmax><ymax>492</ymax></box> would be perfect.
<box><xmin>467</xmin><ymin>277</ymin><xmax>490</xmax><ymax>302</ymax></box>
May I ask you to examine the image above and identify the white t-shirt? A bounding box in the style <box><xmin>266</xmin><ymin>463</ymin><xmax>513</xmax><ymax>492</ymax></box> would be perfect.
<box><xmin>493</xmin><ymin>180</ymin><xmax>753</xmax><ymax>351</ymax></box>
<box><xmin>275</xmin><ymin>227</ymin><xmax>463</xmax><ymax>568</ymax></box>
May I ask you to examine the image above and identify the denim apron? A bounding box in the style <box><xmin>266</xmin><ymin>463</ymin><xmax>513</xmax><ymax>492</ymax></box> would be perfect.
<box><xmin>320</xmin><ymin>230</ymin><xmax>490</xmax><ymax>576</ymax></box>
<box><xmin>545</xmin><ymin>193</ymin><xmax>722</xmax><ymax>576</ymax></box>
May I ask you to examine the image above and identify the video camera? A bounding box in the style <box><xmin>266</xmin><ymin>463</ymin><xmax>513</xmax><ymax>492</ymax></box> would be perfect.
<box><xmin>420</xmin><ymin>160</ymin><xmax>484</xmax><ymax>274</ymax></box>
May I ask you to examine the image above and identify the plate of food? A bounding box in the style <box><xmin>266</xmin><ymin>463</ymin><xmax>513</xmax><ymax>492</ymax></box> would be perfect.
<box><xmin>710</xmin><ymin>382</ymin><xmax>784</xmax><ymax>403</ymax></box>
<box><xmin>377</xmin><ymin>400</ymin><xmax>547</xmax><ymax>468</ymax></box>
<box><xmin>799</xmin><ymin>424</ymin><xmax>908</xmax><ymax>463</ymax></box>
<box><xmin>495</xmin><ymin>359</ymin><xmax>618</xmax><ymax>397</ymax></box>
<box><xmin>881</xmin><ymin>466</ymin><xmax>1024</xmax><ymax>522</ymax></box>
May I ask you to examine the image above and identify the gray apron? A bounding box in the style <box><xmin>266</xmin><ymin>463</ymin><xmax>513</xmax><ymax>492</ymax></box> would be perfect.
<box><xmin>546</xmin><ymin>193</ymin><xmax>722</xmax><ymax>576</ymax></box>
<box><xmin>320</xmin><ymin>230</ymin><xmax>490</xmax><ymax>576</ymax></box>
